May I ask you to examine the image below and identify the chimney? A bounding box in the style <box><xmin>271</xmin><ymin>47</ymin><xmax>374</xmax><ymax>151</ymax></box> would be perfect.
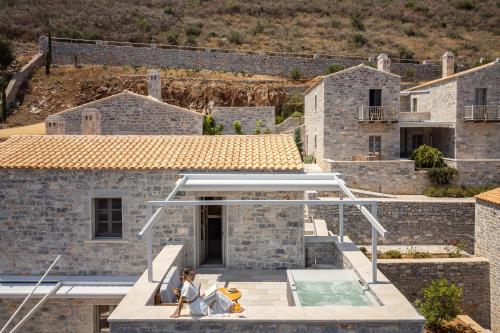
<box><xmin>377</xmin><ymin>54</ymin><xmax>390</xmax><ymax>73</ymax></box>
<box><xmin>442</xmin><ymin>51</ymin><xmax>455</xmax><ymax>78</ymax></box>
<box><xmin>147</xmin><ymin>69</ymin><xmax>161</xmax><ymax>100</ymax></box>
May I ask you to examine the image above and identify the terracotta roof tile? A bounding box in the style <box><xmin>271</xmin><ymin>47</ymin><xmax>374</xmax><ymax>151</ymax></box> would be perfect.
<box><xmin>475</xmin><ymin>187</ymin><xmax>500</xmax><ymax>206</ymax></box>
<box><xmin>0</xmin><ymin>135</ymin><xmax>303</xmax><ymax>172</ymax></box>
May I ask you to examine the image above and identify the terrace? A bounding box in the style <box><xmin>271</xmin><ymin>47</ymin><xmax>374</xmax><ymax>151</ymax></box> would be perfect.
<box><xmin>464</xmin><ymin>105</ymin><xmax>500</xmax><ymax>121</ymax></box>
<box><xmin>357</xmin><ymin>106</ymin><xmax>398</xmax><ymax>122</ymax></box>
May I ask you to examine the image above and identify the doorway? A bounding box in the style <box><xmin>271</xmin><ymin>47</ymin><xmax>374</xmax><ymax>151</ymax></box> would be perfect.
<box><xmin>199</xmin><ymin>197</ymin><xmax>223</xmax><ymax>266</ymax></box>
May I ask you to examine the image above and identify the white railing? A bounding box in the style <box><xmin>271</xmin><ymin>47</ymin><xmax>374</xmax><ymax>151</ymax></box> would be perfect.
<box><xmin>464</xmin><ymin>105</ymin><xmax>500</xmax><ymax>121</ymax></box>
<box><xmin>358</xmin><ymin>106</ymin><xmax>398</xmax><ymax>121</ymax></box>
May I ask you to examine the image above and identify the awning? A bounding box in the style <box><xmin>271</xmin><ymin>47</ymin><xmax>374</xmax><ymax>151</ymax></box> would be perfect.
<box><xmin>400</xmin><ymin>121</ymin><xmax>455</xmax><ymax>128</ymax></box>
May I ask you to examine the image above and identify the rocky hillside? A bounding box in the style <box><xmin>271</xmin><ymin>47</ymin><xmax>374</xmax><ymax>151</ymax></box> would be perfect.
<box><xmin>1</xmin><ymin>0</ymin><xmax>499</xmax><ymax>64</ymax></box>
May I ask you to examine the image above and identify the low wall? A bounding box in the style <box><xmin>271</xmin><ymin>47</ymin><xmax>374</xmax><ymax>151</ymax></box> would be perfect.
<box><xmin>399</xmin><ymin>111</ymin><xmax>431</xmax><ymax>122</ymax></box>
<box><xmin>444</xmin><ymin>158</ymin><xmax>500</xmax><ymax>186</ymax></box>
<box><xmin>275</xmin><ymin>116</ymin><xmax>304</xmax><ymax>133</ymax></box>
<box><xmin>304</xmin><ymin>236</ymin><xmax>339</xmax><ymax>267</ymax></box>
<box><xmin>5</xmin><ymin>52</ymin><xmax>45</xmax><ymax>109</ymax></box>
<box><xmin>378</xmin><ymin>257</ymin><xmax>491</xmax><ymax>329</ymax></box>
<box><xmin>211</xmin><ymin>106</ymin><xmax>275</xmax><ymax>134</ymax></box>
<box><xmin>40</xmin><ymin>37</ymin><xmax>442</xmax><ymax>80</ymax></box>
<box><xmin>323</xmin><ymin>159</ymin><xmax>429</xmax><ymax>194</ymax></box>
<box><xmin>310</xmin><ymin>199</ymin><xmax>476</xmax><ymax>253</ymax></box>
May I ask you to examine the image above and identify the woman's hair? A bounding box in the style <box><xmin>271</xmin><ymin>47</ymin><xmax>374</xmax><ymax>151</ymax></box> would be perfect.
<box><xmin>183</xmin><ymin>266</ymin><xmax>195</xmax><ymax>279</ymax></box>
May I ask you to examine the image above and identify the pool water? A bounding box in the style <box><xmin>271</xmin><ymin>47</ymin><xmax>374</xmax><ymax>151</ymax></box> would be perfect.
<box><xmin>294</xmin><ymin>279</ymin><xmax>373</xmax><ymax>306</ymax></box>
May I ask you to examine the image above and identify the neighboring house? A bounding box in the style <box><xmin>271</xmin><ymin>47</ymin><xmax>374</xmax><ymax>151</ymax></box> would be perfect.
<box><xmin>45</xmin><ymin>70</ymin><xmax>204</xmax><ymax>135</ymax></box>
<box><xmin>211</xmin><ymin>106</ymin><xmax>275</xmax><ymax>134</ymax></box>
<box><xmin>475</xmin><ymin>188</ymin><xmax>500</xmax><ymax>333</ymax></box>
<box><xmin>0</xmin><ymin>134</ymin><xmax>303</xmax><ymax>332</ymax></box>
<box><xmin>304</xmin><ymin>55</ymin><xmax>400</xmax><ymax>166</ymax></box>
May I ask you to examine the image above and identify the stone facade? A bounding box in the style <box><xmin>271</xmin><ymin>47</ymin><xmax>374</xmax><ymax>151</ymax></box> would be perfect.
<box><xmin>475</xmin><ymin>199</ymin><xmax>500</xmax><ymax>332</ymax></box>
<box><xmin>445</xmin><ymin>158</ymin><xmax>500</xmax><ymax>186</ymax></box>
<box><xmin>378</xmin><ymin>258</ymin><xmax>491</xmax><ymax>329</ymax></box>
<box><xmin>45</xmin><ymin>91</ymin><xmax>203</xmax><ymax>135</ymax></box>
<box><xmin>323</xmin><ymin>159</ymin><xmax>429</xmax><ymax>194</ymax></box>
<box><xmin>304</xmin><ymin>237</ymin><xmax>338</xmax><ymax>267</ymax></box>
<box><xmin>40</xmin><ymin>36</ymin><xmax>441</xmax><ymax>81</ymax></box>
<box><xmin>305</xmin><ymin>65</ymin><xmax>401</xmax><ymax>164</ymax></box>
<box><xmin>210</xmin><ymin>107</ymin><xmax>275</xmax><ymax>134</ymax></box>
<box><xmin>310</xmin><ymin>199</ymin><xmax>476</xmax><ymax>253</ymax></box>
<box><xmin>0</xmin><ymin>168</ymin><xmax>304</xmax><ymax>275</ymax></box>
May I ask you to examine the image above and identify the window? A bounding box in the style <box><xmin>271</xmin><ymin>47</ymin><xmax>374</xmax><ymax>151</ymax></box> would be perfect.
<box><xmin>411</xmin><ymin>135</ymin><xmax>424</xmax><ymax>151</ymax></box>
<box><xmin>368</xmin><ymin>136</ymin><xmax>381</xmax><ymax>154</ymax></box>
<box><xmin>314</xmin><ymin>95</ymin><xmax>317</xmax><ymax>112</ymax></box>
<box><xmin>411</xmin><ymin>98</ymin><xmax>418</xmax><ymax>112</ymax></box>
<box><xmin>95</xmin><ymin>305</ymin><xmax>116</xmax><ymax>332</ymax></box>
<box><xmin>314</xmin><ymin>135</ymin><xmax>317</xmax><ymax>149</ymax></box>
<box><xmin>475</xmin><ymin>88</ymin><xmax>487</xmax><ymax>105</ymax></box>
<box><xmin>94</xmin><ymin>198</ymin><xmax>122</xmax><ymax>238</ymax></box>
<box><xmin>369</xmin><ymin>89</ymin><xmax>382</xmax><ymax>107</ymax></box>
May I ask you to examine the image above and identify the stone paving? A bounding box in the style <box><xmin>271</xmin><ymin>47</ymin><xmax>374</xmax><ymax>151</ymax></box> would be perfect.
<box><xmin>194</xmin><ymin>269</ymin><xmax>289</xmax><ymax>307</ymax></box>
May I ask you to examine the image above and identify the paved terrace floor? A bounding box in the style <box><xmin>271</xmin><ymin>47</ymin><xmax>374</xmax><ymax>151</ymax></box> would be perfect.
<box><xmin>194</xmin><ymin>269</ymin><xmax>289</xmax><ymax>307</ymax></box>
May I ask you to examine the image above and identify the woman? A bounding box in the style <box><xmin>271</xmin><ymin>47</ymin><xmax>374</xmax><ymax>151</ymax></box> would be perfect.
<box><xmin>170</xmin><ymin>267</ymin><xmax>237</xmax><ymax>318</ymax></box>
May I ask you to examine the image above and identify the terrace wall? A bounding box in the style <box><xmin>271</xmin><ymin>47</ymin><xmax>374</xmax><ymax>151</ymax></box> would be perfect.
<box><xmin>211</xmin><ymin>106</ymin><xmax>275</xmax><ymax>134</ymax></box>
<box><xmin>39</xmin><ymin>37</ymin><xmax>441</xmax><ymax>80</ymax></box>
<box><xmin>378</xmin><ymin>257</ymin><xmax>490</xmax><ymax>329</ymax></box>
<box><xmin>445</xmin><ymin>158</ymin><xmax>500</xmax><ymax>186</ymax></box>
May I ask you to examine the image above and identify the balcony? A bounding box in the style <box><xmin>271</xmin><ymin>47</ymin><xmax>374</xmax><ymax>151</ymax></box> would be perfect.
<box><xmin>464</xmin><ymin>105</ymin><xmax>500</xmax><ymax>122</ymax></box>
<box><xmin>358</xmin><ymin>106</ymin><xmax>398</xmax><ymax>122</ymax></box>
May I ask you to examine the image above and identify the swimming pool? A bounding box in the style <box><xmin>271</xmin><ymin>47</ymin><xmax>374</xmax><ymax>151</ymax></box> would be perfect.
<box><xmin>286</xmin><ymin>269</ymin><xmax>376</xmax><ymax>306</ymax></box>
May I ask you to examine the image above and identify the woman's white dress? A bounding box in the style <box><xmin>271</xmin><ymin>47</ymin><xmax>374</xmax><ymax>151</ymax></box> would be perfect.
<box><xmin>180</xmin><ymin>281</ymin><xmax>233</xmax><ymax>316</ymax></box>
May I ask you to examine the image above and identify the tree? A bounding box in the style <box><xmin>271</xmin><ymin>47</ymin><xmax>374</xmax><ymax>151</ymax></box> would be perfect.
<box><xmin>203</xmin><ymin>115</ymin><xmax>223</xmax><ymax>135</ymax></box>
<box><xmin>232</xmin><ymin>120</ymin><xmax>243</xmax><ymax>135</ymax></box>
<box><xmin>0</xmin><ymin>39</ymin><xmax>14</xmax><ymax>70</ymax></box>
<box><xmin>1</xmin><ymin>81</ymin><xmax>7</xmax><ymax>124</ymax></box>
<box><xmin>45</xmin><ymin>30</ymin><xmax>52</xmax><ymax>75</ymax></box>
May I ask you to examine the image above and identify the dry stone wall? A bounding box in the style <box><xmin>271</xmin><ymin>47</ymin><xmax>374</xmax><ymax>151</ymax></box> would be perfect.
<box><xmin>211</xmin><ymin>106</ymin><xmax>275</xmax><ymax>134</ymax></box>
<box><xmin>39</xmin><ymin>37</ymin><xmax>441</xmax><ymax>81</ymax></box>
<box><xmin>5</xmin><ymin>52</ymin><xmax>45</xmax><ymax>109</ymax></box>
<box><xmin>445</xmin><ymin>158</ymin><xmax>500</xmax><ymax>186</ymax></box>
<box><xmin>275</xmin><ymin>116</ymin><xmax>304</xmax><ymax>133</ymax></box>
<box><xmin>378</xmin><ymin>258</ymin><xmax>490</xmax><ymax>329</ymax></box>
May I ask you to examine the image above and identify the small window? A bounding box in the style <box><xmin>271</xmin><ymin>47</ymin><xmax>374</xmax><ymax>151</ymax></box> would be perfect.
<box><xmin>475</xmin><ymin>88</ymin><xmax>487</xmax><ymax>106</ymax></box>
<box><xmin>95</xmin><ymin>305</ymin><xmax>116</xmax><ymax>332</ymax></box>
<box><xmin>411</xmin><ymin>135</ymin><xmax>424</xmax><ymax>151</ymax></box>
<box><xmin>314</xmin><ymin>95</ymin><xmax>317</xmax><ymax>112</ymax></box>
<box><xmin>314</xmin><ymin>135</ymin><xmax>317</xmax><ymax>149</ymax></box>
<box><xmin>94</xmin><ymin>198</ymin><xmax>122</xmax><ymax>239</ymax></box>
<box><xmin>368</xmin><ymin>136</ymin><xmax>381</xmax><ymax>154</ymax></box>
<box><xmin>411</xmin><ymin>98</ymin><xmax>418</xmax><ymax>112</ymax></box>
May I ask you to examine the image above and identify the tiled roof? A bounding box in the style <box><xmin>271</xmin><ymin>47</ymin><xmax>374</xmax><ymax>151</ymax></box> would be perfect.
<box><xmin>475</xmin><ymin>188</ymin><xmax>500</xmax><ymax>206</ymax></box>
<box><xmin>0</xmin><ymin>135</ymin><xmax>303</xmax><ymax>172</ymax></box>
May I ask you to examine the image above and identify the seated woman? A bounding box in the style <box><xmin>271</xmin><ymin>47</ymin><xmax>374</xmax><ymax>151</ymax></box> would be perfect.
<box><xmin>170</xmin><ymin>267</ymin><xmax>240</xmax><ymax>318</ymax></box>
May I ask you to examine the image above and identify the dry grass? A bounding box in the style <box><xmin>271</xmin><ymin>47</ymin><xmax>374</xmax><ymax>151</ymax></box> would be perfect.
<box><xmin>1</xmin><ymin>0</ymin><xmax>498</xmax><ymax>64</ymax></box>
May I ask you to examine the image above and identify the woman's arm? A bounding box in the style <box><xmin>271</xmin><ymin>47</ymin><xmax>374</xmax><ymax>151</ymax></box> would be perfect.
<box><xmin>170</xmin><ymin>296</ymin><xmax>185</xmax><ymax>318</ymax></box>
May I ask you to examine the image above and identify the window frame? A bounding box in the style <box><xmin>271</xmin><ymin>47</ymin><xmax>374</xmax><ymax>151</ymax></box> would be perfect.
<box><xmin>411</xmin><ymin>134</ymin><xmax>424</xmax><ymax>151</ymax></box>
<box><xmin>93</xmin><ymin>198</ymin><xmax>123</xmax><ymax>239</ymax></box>
<box><xmin>411</xmin><ymin>97</ymin><xmax>418</xmax><ymax>112</ymax></box>
<box><xmin>474</xmin><ymin>88</ymin><xmax>487</xmax><ymax>106</ymax></box>
<box><xmin>368</xmin><ymin>135</ymin><xmax>382</xmax><ymax>154</ymax></box>
<box><xmin>94</xmin><ymin>305</ymin><xmax>117</xmax><ymax>332</ymax></box>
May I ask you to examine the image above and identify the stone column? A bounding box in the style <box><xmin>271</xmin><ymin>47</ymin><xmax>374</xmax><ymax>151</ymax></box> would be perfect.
<box><xmin>377</xmin><ymin>54</ymin><xmax>391</xmax><ymax>73</ymax></box>
<box><xmin>147</xmin><ymin>69</ymin><xmax>162</xmax><ymax>101</ymax></box>
<box><xmin>442</xmin><ymin>51</ymin><xmax>455</xmax><ymax>77</ymax></box>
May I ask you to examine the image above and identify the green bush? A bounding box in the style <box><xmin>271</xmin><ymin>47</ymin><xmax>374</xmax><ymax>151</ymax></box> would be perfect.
<box><xmin>325</xmin><ymin>64</ymin><xmax>345</xmax><ymax>74</ymax></box>
<box><xmin>303</xmin><ymin>155</ymin><xmax>315</xmax><ymax>164</ymax></box>
<box><xmin>251</xmin><ymin>22</ymin><xmax>264</xmax><ymax>35</ymax></box>
<box><xmin>290</xmin><ymin>111</ymin><xmax>304</xmax><ymax>117</ymax></box>
<box><xmin>359</xmin><ymin>246</ymin><xmax>369</xmax><ymax>257</ymax></box>
<box><xmin>136</xmin><ymin>17</ymin><xmax>151</xmax><ymax>32</ymax></box>
<box><xmin>398</xmin><ymin>45</ymin><xmax>415</xmax><ymax>59</ymax></box>
<box><xmin>232</xmin><ymin>120</ymin><xmax>243</xmax><ymax>134</ymax></box>
<box><xmin>291</xmin><ymin>68</ymin><xmax>301</xmax><ymax>81</ymax></box>
<box><xmin>164</xmin><ymin>7</ymin><xmax>175</xmax><ymax>15</ymax></box>
<box><xmin>424</xmin><ymin>185</ymin><xmax>496</xmax><ymax>198</ymax></box>
<box><xmin>427</xmin><ymin>167</ymin><xmax>457</xmax><ymax>186</ymax></box>
<box><xmin>411</xmin><ymin>251</ymin><xmax>432</xmax><ymax>258</ymax></box>
<box><xmin>383</xmin><ymin>250</ymin><xmax>402</xmax><ymax>259</ymax></box>
<box><xmin>352</xmin><ymin>33</ymin><xmax>368</xmax><ymax>46</ymax></box>
<box><xmin>166</xmin><ymin>30</ymin><xmax>179</xmax><ymax>45</ymax></box>
<box><xmin>350</xmin><ymin>11</ymin><xmax>365</xmax><ymax>31</ymax></box>
<box><xmin>185</xmin><ymin>23</ymin><xmax>202</xmax><ymax>37</ymax></box>
<box><xmin>254</xmin><ymin>119</ymin><xmax>263</xmax><ymax>135</ymax></box>
<box><xmin>203</xmin><ymin>115</ymin><xmax>223</xmax><ymax>135</ymax></box>
<box><xmin>453</xmin><ymin>0</ymin><xmax>474</xmax><ymax>10</ymax></box>
<box><xmin>411</xmin><ymin>145</ymin><xmax>445</xmax><ymax>168</ymax></box>
<box><xmin>404</xmin><ymin>67</ymin><xmax>416</xmax><ymax>78</ymax></box>
<box><xmin>294</xmin><ymin>127</ymin><xmax>303</xmax><ymax>156</ymax></box>
<box><xmin>228</xmin><ymin>31</ymin><xmax>243</xmax><ymax>44</ymax></box>
<box><xmin>416</xmin><ymin>279</ymin><xmax>462</xmax><ymax>330</ymax></box>
<box><xmin>0</xmin><ymin>38</ymin><xmax>14</xmax><ymax>70</ymax></box>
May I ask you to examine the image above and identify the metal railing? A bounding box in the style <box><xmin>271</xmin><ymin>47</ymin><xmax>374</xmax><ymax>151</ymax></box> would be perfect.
<box><xmin>358</xmin><ymin>106</ymin><xmax>398</xmax><ymax>122</ymax></box>
<box><xmin>464</xmin><ymin>105</ymin><xmax>500</xmax><ymax>121</ymax></box>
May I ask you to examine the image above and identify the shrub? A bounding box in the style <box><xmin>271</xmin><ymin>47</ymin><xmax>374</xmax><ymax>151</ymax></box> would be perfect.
<box><xmin>228</xmin><ymin>31</ymin><xmax>243</xmax><ymax>44</ymax></box>
<box><xmin>290</xmin><ymin>111</ymin><xmax>304</xmax><ymax>117</ymax></box>
<box><xmin>0</xmin><ymin>38</ymin><xmax>14</xmax><ymax>70</ymax></box>
<box><xmin>290</xmin><ymin>68</ymin><xmax>301</xmax><ymax>81</ymax></box>
<box><xmin>330</xmin><ymin>19</ymin><xmax>341</xmax><ymax>28</ymax></box>
<box><xmin>446</xmin><ymin>240</ymin><xmax>466</xmax><ymax>258</ymax></box>
<box><xmin>232</xmin><ymin>120</ymin><xmax>243</xmax><ymax>134</ymax></box>
<box><xmin>254</xmin><ymin>119</ymin><xmax>263</xmax><ymax>135</ymax></box>
<box><xmin>164</xmin><ymin>7</ymin><xmax>175</xmax><ymax>15</ymax></box>
<box><xmin>166</xmin><ymin>30</ymin><xmax>179</xmax><ymax>45</ymax></box>
<box><xmin>404</xmin><ymin>67</ymin><xmax>416</xmax><ymax>78</ymax></box>
<box><xmin>398</xmin><ymin>45</ymin><xmax>415</xmax><ymax>59</ymax></box>
<box><xmin>359</xmin><ymin>246</ymin><xmax>369</xmax><ymax>257</ymax></box>
<box><xmin>453</xmin><ymin>0</ymin><xmax>474</xmax><ymax>10</ymax></box>
<box><xmin>411</xmin><ymin>251</ymin><xmax>432</xmax><ymax>258</ymax></box>
<box><xmin>350</xmin><ymin>11</ymin><xmax>365</xmax><ymax>31</ymax></box>
<box><xmin>352</xmin><ymin>33</ymin><xmax>368</xmax><ymax>46</ymax></box>
<box><xmin>325</xmin><ymin>63</ymin><xmax>345</xmax><ymax>74</ymax></box>
<box><xmin>280</xmin><ymin>93</ymin><xmax>304</xmax><ymax>119</ymax></box>
<box><xmin>424</xmin><ymin>185</ymin><xmax>496</xmax><ymax>198</ymax></box>
<box><xmin>427</xmin><ymin>167</ymin><xmax>457</xmax><ymax>186</ymax></box>
<box><xmin>294</xmin><ymin>127</ymin><xmax>303</xmax><ymax>156</ymax></box>
<box><xmin>303</xmin><ymin>155</ymin><xmax>315</xmax><ymax>164</ymax></box>
<box><xmin>251</xmin><ymin>22</ymin><xmax>264</xmax><ymax>35</ymax></box>
<box><xmin>186</xmin><ymin>35</ymin><xmax>197</xmax><ymax>46</ymax></box>
<box><xmin>383</xmin><ymin>250</ymin><xmax>402</xmax><ymax>259</ymax></box>
<box><xmin>203</xmin><ymin>115</ymin><xmax>223</xmax><ymax>135</ymax></box>
<box><xmin>415</xmin><ymin>279</ymin><xmax>462</xmax><ymax>330</ymax></box>
<box><xmin>185</xmin><ymin>23</ymin><xmax>202</xmax><ymax>37</ymax></box>
<box><xmin>411</xmin><ymin>145</ymin><xmax>445</xmax><ymax>168</ymax></box>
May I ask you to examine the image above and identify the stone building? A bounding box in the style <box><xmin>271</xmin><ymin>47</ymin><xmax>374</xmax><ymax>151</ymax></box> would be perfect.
<box><xmin>0</xmin><ymin>134</ymin><xmax>304</xmax><ymax>332</ymax></box>
<box><xmin>475</xmin><ymin>188</ymin><xmax>500</xmax><ymax>332</ymax></box>
<box><xmin>211</xmin><ymin>106</ymin><xmax>275</xmax><ymax>134</ymax></box>
<box><xmin>45</xmin><ymin>71</ymin><xmax>204</xmax><ymax>135</ymax></box>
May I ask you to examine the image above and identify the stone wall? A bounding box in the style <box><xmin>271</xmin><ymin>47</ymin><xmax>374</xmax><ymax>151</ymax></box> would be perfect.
<box><xmin>399</xmin><ymin>111</ymin><xmax>431</xmax><ymax>122</ymax></box>
<box><xmin>45</xmin><ymin>91</ymin><xmax>203</xmax><ymax>135</ymax></box>
<box><xmin>310</xmin><ymin>199</ymin><xmax>476</xmax><ymax>253</ymax></box>
<box><xmin>445</xmin><ymin>158</ymin><xmax>500</xmax><ymax>186</ymax></box>
<box><xmin>0</xmin><ymin>168</ymin><xmax>304</xmax><ymax>275</ymax></box>
<box><xmin>409</xmin><ymin>80</ymin><xmax>457</xmax><ymax>123</ymax></box>
<box><xmin>211</xmin><ymin>106</ymin><xmax>275</xmax><ymax>134</ymax></box>
<box><xmin>5</xmin><ymin>52</ymin><xmax>45</xmax><ymax>109</ymax></box>
<box><xmin>323</xmin><ymin>159</ymin><xmax>429</xmax><ymax>194</ymax></box>
<box><xmin>0</xmin><ymin>298</ymin><xmax>121</xmax><ymax>333</ymax></box>
<box><xmin>275</xmin><ymin>116</ymin><xmax>304</xmax><ymax>133</ymax></box>
<box><xmin>475</xmin><ymin>199</ymin><xmax>500</xmax><ymax>332</ymax></box>
<box><xmin>304</xmin><ymin>237</ymin><xmax>339</xmax><ymax>267</ymax></box>
<box><xmin>304</xmin><ymin>79</ymin><xmax>325</xmax><ymax>164</ymax></box>
<box><xmin>40</xmin><ymin>37</ymin><xmax>441</xmax><ymax>81</ymax></box>
<box><xmin>378</xmin><ymin>258</ymin><xmax>491</xmax><ymax>329</ymax></box>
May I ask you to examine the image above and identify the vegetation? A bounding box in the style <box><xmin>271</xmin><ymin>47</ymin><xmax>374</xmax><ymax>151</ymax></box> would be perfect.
<box><xmin>228</xmin><ymin>31</ymin><xmax>243</xmax><ymax>45</ymax></box>
<box><xmin>325</xmin><ymin>63</ymin><xmax>345</xmax><ymax>74</ymax></box>
<box><xmin>290</xmin><ymin>68</ymin><xmax>301</xmax><ymax>81</ymax></box>
<box><xmin>251</xmin><ymin>22</ymin><xmax>264</xmax><ymax>35</ymax></box>
<box><xmin>294</xmin><ymin>127</ymin><xmax>303</xmax><ymax>156</ymax></box>
<box><xmin>411</xmin><ymin>145</ymin><xmax>445</xmax><ymax>169</ymax></box>
<box><xmin>203</xmin><ymin>115</ymin><xmax>223</xmax><ymax>135</ymax></box>
<box><xmin>254</xmin><ymin>119</ymin><xmax>263</xmax><ymax>135</ymax></box>
<box><xmin>0</xmin><ymin>39</ymin><xmax>14</xmax><ymax>70</ymax></box>
<box><xmin>416</xmin><ymin>279</ymin><xmax>462</xmax><ymax>331</ymax></box>
<box><xmin>350</xmin><ymin>11</ymin><xmax>365</xmax><ymax>31</ymax></box>
<box><xmin>46</xmin><ymin>30</ymin><xmax>52</xmax><ymax>75</ymax></box>
<box><xmin>351</xmin><ymin>33</ymin><xmax>368</xmax><ymax>46</ymax></box>
<box><xmin>232</xmin><ymin>120</ymin><xmax>243</xmax><ymax>134</ymax></box>
<box><xmin>407</xmin><ymin>245</ymin><xmax>432</xmax><ymax>258</ymax></box>
<box><xmin>424</xmin><ymin>185</ymin><xmax>497</xmax><ymax>197</ymax></box>
<box><xmin>380</xmin><ymin>249</ymin><xmax>402</xmax><ymax>259</ymax></box>
<box><xmin>302</xmin><ymin>155</ymin><xmax>315</xmax><ymax>164</ymax></box>
<box><xmin>427</xmin><ymin>167</ymin><xmax>457</xmax><ymax>186</ymax></box>
<box><xmin>277</xmin><ymin>93</ymin><xmax>304</xmax><ymax>124</ymax></box>
<box><xmin>446</xmin><ymin>240</ymin><xmax>466</xmax><ymax>258</ymax></box>
<box><xmin>1</xmin><ymin>81</ymin><xmax>7</xmax><ymax>124</ymax></box>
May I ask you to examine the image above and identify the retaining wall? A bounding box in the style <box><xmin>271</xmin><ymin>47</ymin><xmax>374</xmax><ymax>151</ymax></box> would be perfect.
<box><xmin>275</xmin><ymin>116</ymin><xmax>304</xmax><ymax>133</ymax></box>
<box><xmin>5</xmin><ymin>52</ymin><xmax>45</xmax><ymax>109</ymax></box>
<box><xmin>378</xmin><ymin>257</ymin><xmax>491</xmax><ymax>329</ymax></box>
<box><xmin>445</xmin><ymin>158</ymin><xmax>500</xmax><ymax>186</ymax></box>
<box><xmin>211</xmin><ymin>106</ymin><xmax>275</xmax><ymax>134</ymax></box>
<box><xmin>40</xmin><ymin>37</ymin><xmax>442</xmax><ymax>80</ymax></box>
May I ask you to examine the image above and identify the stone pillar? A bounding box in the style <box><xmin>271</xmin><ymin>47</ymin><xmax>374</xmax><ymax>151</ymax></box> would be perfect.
<box><xmin>442</xmin><ymin>51</ymin><xmax>455</xmax><ymax>78</ymax></box>
<box><xmin>147</xmin><ymin>69</ymin><xmax>161</xmax><ymax>101</ymax></box>
<box><xmin>81</xmin><ymin>108</ymin><xmax>101</xmax><ymax>135</ymax></box>
<box><xmin>377</xmin><ymin>54</ymin><xmax>390</xmax><ymax>73</ymax></box>
<box><xmin>45</xmin><ymin>116</ymin><xmax>65</xmax><ymax>135</ymax></box>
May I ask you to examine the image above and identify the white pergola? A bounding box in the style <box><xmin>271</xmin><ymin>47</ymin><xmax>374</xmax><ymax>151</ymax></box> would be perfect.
<box><xmin>138</xmin><ymin>173</ymin><xmax>387</xmax><ymax>283</ymax></box>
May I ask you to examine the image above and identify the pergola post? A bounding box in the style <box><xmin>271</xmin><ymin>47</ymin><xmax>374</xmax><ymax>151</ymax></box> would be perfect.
<box><xmin>146</xmin><ymin>206</ymin><xmax>153</xmax><ymax>282</ymax></box>
<box><xmin>371</xmin><ymin>203</ymin><xmax>378</xmax><ymax>283</ymax></box>
<box><xmin>339</xmin><ymin>192</ymin><xmax>344</xmax><ymax>243</ymax></box>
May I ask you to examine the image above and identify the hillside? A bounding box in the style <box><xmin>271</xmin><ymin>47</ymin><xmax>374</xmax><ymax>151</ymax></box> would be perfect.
<box><xmin>1</xmin><ymin>0</ymin><xmax>499</xmax><ymax>64</ymax></box>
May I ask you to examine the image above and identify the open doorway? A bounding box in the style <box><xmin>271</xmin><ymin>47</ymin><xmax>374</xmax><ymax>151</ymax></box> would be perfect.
<box><xmin>199</xmin><ymin>197</ymin><xmax>223</xmax><ymax>266</ymax></box>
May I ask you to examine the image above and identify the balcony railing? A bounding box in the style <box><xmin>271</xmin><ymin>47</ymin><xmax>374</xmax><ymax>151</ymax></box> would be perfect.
<box><xmin>358</xmin><ymin>106</ymin><xmax>398</xmax><ymax>122</ymax></box>
<box><xmin>464</xmin><ymin>105</ymin><xmax>500</xmax><ymax>121</ymax></box>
